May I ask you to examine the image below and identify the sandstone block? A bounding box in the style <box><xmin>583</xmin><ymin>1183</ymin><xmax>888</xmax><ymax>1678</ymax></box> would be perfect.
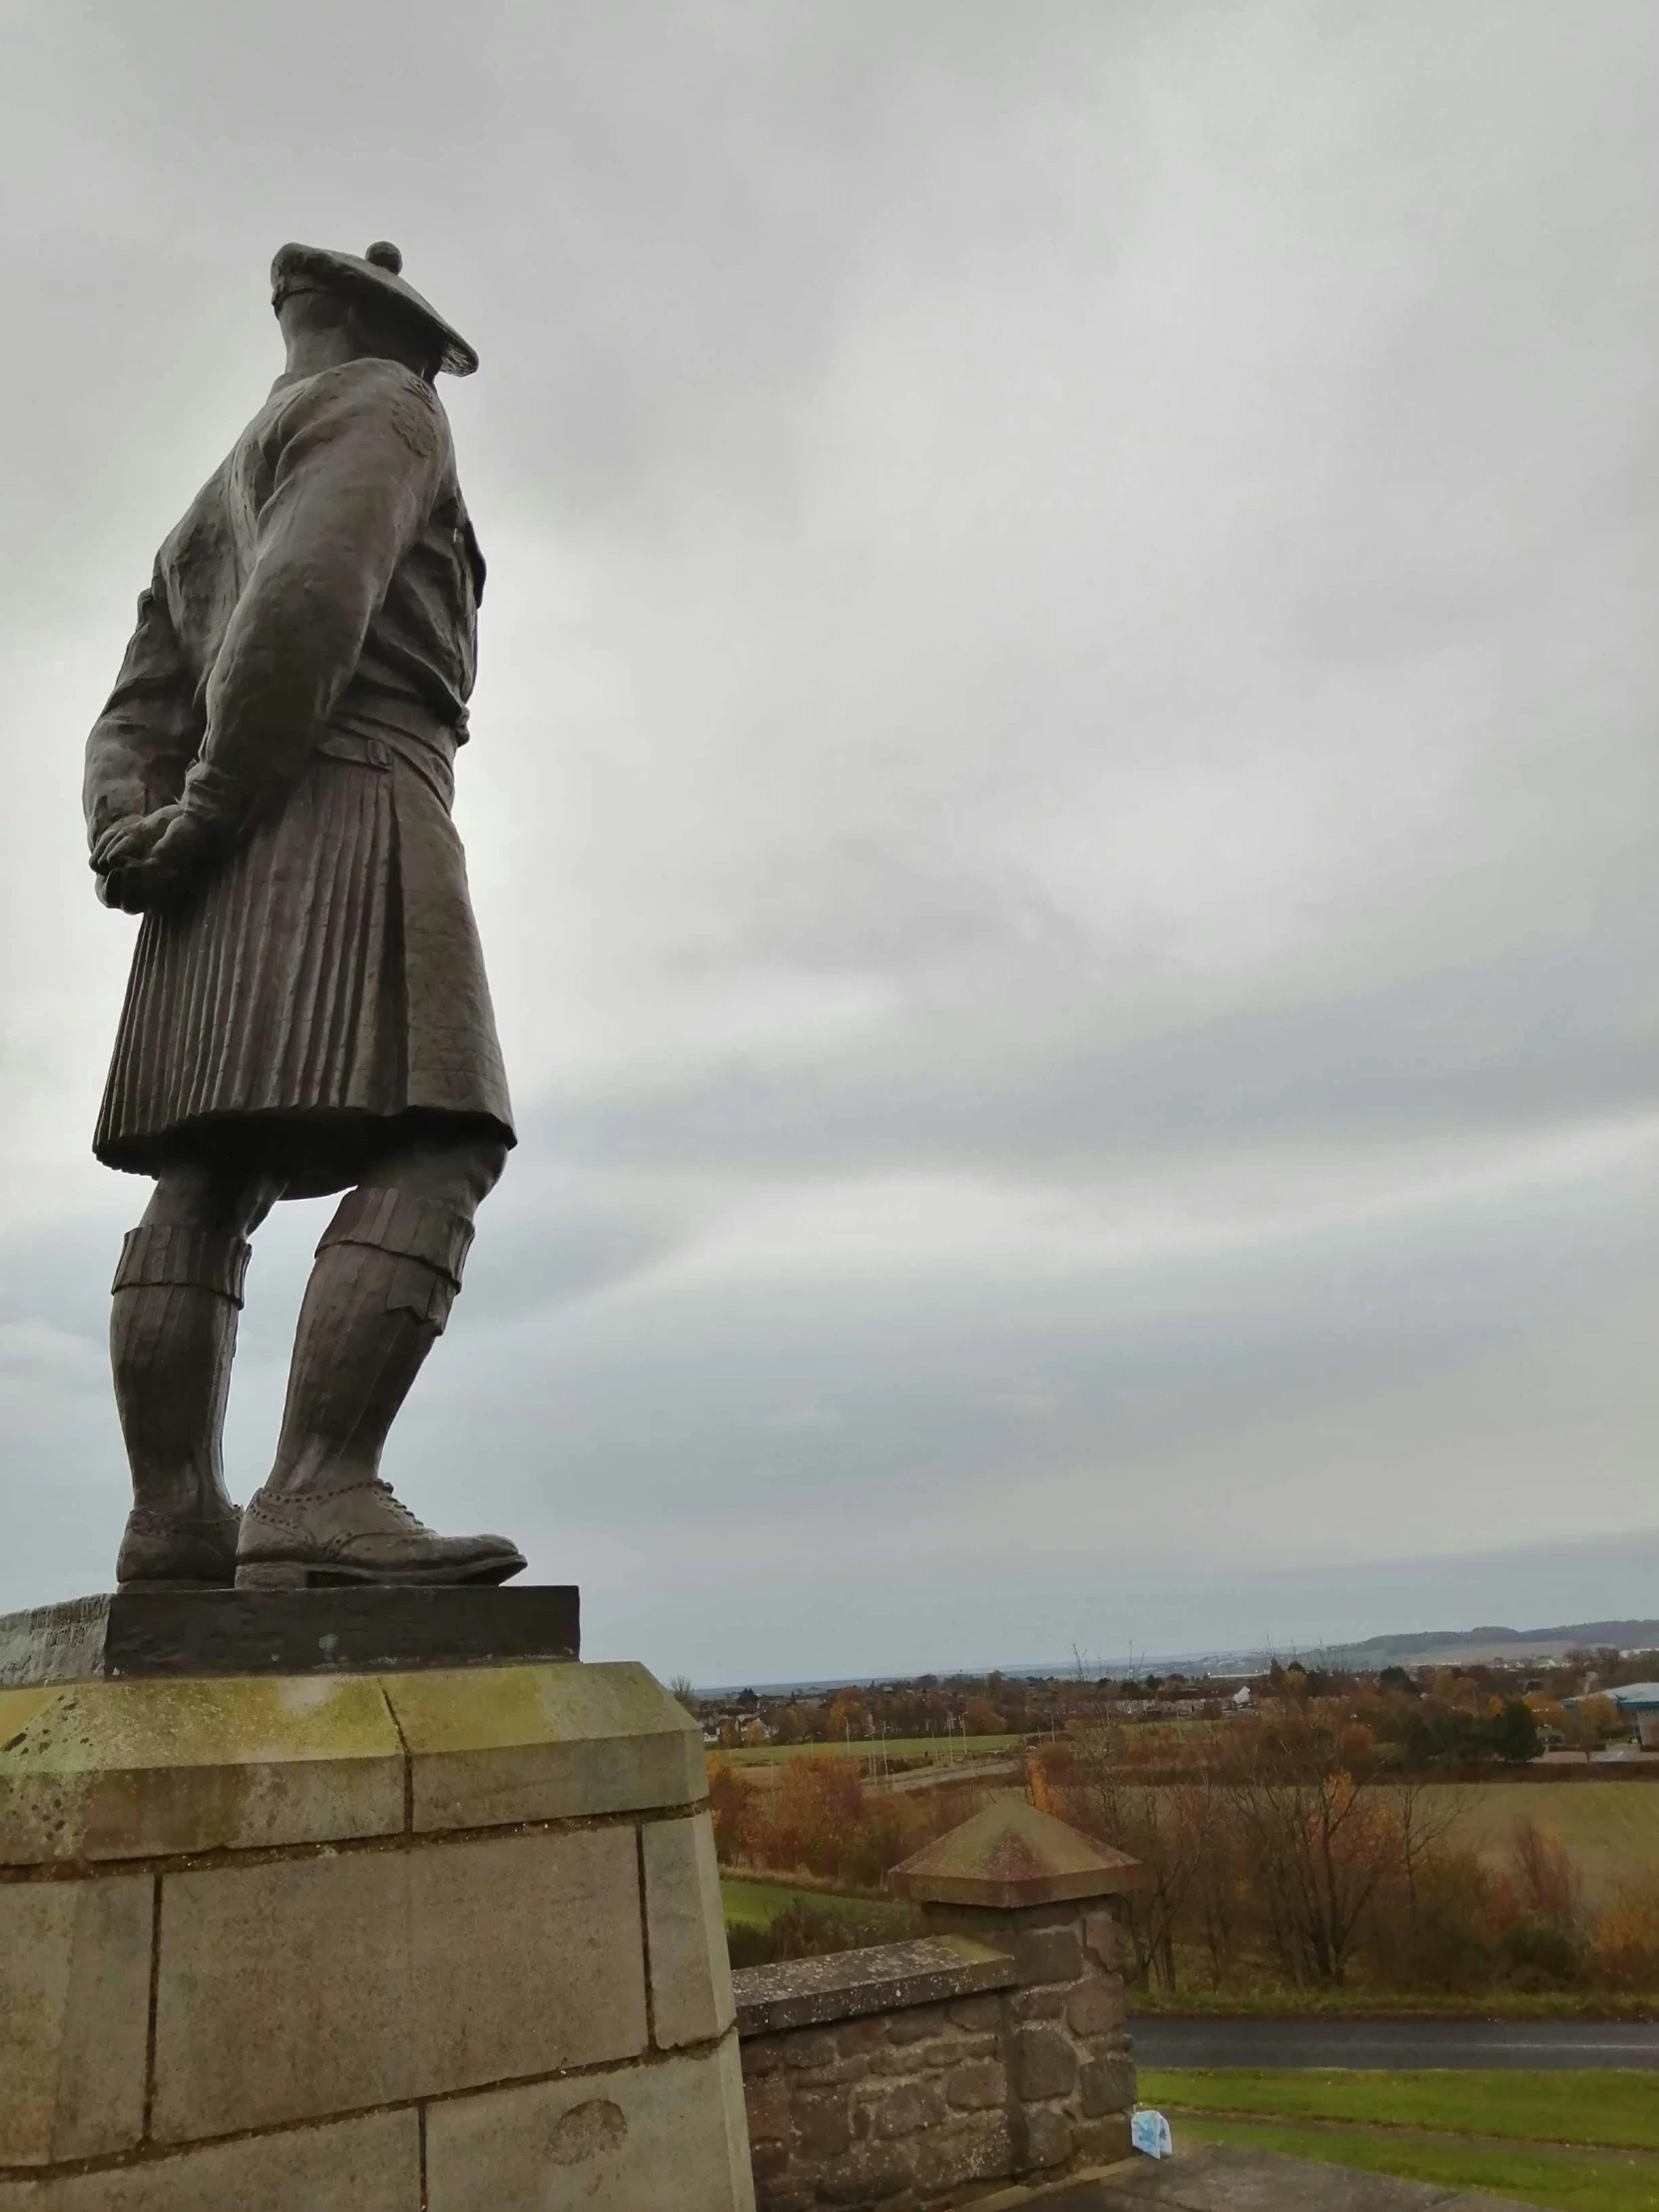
<box><xmin>0</xmin><ymin>1676</ymin><xmax>402</xmax><ymax>1864</ymax></box>
<box><xmin>1024</xmin><ymin>2106</ymin><xmax>1073</xmax><ymax>2168</ymax></box>
<box><xmin>943</xmin><ymin>2057</ymin><xmax>1004</xmax><ymax>2110</ymax></box>
<box><xmin>427</xmin><ymin>2036</ymin><xmax>755</xmax><ymax>2212</ymax></box>
<box><xmin>152</xmin><ymin>1824</ymin><xmax>645</xmax><ymax>2139</ymax></box>
<box><xmin>643</xmin><ymin>1811</ymin><xmax>734</xmax><ymax>2047</ymax></box>
<box><xmin>1065</xmin><ymin>1974</ymin><xmax>1124</xmax><ymax>2037</ymax></box>
<box><xmin>794</xmin><ymin>2087</ymin><xmax>853</xmax><ymax>2159</ymax></box>
<box><xmin>1079</xmin><ymin>2053</ymin><xmax>1136</xmax><ymax>2117</ymax></box>
<box><xmin>1011</xmin><ymin>1921</ymin><xmax>1083</xmax><ymax>1986</ymax></box>
<box><xmin>0</xmin><ymin>1877</ymin><xmax>151</xmax><ymax>2166</ymax></box>
<box><xmin>875</xmin><ymin>2076</ymin><xmax>946</xmax><ymax>2138</ymax></box>
<box><xmin>911</xmin><ymin>2112</ymin><xmax>1011</xmax><ymax>2195</ymax></box>
<box><xmin>745</xmin><ymin>2074</ymin><xmax>793</xmax><ymax>2144</ymax></box>
<box><xmin>381</xmin><ymin>1661</ymin><xmax>705</xmax><ymax>1831</ymax></box>
<box><xmin>782</xmin><ymin>2030</ymin><xmax>839</xmax><ymax>2069</ymax></box>
<box><xmin>1082</xmin><ymin>1907</ymin><xmax>1121</xmax><ymax>1968</ymax></box>
<box><xmin>1072</xmin><ymin>2111</ymin><xmax>1133</xmax><ymax>2165</ymax></box>
<box><xmin>1011</xmin><ymin>2023</ymin><xmax>1077</xmax><ymax>2102</ymax></box>
<box><xmin>814</xmin><ymin>2144</ymin><xmax>912</xmax><ymax>2204</ymax></box>
<box><xmin>0</xmin><ymin>2108</ymin><xmax>418</xmax><ymax>2212</ymax></box>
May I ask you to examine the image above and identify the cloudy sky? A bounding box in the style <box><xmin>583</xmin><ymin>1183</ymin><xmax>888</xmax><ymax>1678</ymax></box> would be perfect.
<box><xmin>1</xmin><ymin>2</ymin><xmax>1656</xmax><ymax>1682</ymax></box>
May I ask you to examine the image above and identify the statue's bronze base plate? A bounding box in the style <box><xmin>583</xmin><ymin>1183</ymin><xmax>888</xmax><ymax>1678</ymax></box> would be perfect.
<box><xmin>0</xmin><ymin>1585</ymin><xmax>579</xmax><ymax>1687</ymax></box>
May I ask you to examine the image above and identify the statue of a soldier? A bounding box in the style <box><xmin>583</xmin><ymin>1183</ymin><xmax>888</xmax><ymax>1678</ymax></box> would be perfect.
<box><xmin>84</xmin><ymin>241</ymin><xmax>526</xmax><ymax>1593</ymax></box>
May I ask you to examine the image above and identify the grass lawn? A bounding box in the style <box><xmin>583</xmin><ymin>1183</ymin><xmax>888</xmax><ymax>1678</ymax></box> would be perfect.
<box><xmin>1129</xmin><ymin>1983</ymin><xmax>1659</xmax><ymax>2018</ymax></box>
<box><xmin>1140</xmin><ymin>2068</ymin><xmax>1659</xmax><ymax>2212</ymax></box>
<box><xmin>720</xmin><ymin>1877</ymin><xmax>911</xmax><ymax>1935</ymax></box>
<box><xmin>1136</xmin><ymin>2068</ymin><xmax>1659</xmax><ymax>2149</ymax></box>
<box><xmin>1184</xmin><ymin>2115</ymin><xmax>1659</xmax><ymax>2209</ymax></box>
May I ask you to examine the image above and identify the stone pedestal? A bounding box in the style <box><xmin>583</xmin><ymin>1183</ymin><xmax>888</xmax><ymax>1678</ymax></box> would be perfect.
<box><xmin>0</xmin><ymin>1612</ymin><xmax>753</xmax><ymax>2210</ymax></box>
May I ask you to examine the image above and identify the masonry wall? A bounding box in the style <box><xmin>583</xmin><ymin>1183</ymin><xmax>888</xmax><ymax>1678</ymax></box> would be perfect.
<box><xmin>735</xmin><ymin>1902</ymin><xmax>1135</xmax><ymax>2211</ymax></box>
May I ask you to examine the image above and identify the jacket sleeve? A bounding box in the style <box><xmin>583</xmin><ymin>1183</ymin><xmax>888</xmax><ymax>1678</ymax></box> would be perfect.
<box><xmin>83</xmin><ymin>571</ymin><xmax>204</xmax><ymax>846</ymax></box>
<box><xmin>178</xmin><ymin>360</ymin><xmax>449</xmax><ymax>838</ymax></box>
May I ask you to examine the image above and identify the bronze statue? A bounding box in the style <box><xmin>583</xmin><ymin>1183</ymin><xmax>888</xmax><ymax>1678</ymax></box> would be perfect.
<box><xmin>84</xmin><ymin>242</ymin><xmax>526</xmax><ymax>1591</ymax></box>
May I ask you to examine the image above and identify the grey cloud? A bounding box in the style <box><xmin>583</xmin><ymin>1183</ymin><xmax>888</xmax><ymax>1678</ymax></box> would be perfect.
<box><xmin>1</xmin><ymin>2</ymin><xmax>1657</xmax><ymax>1678</ymax></box>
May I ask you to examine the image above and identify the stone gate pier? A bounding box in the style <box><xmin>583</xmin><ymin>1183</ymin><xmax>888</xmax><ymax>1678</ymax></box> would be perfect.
<box><xmin>734</xmin><ymin>1801</ymin><xmax>1145</xmax><ymax>2209</ymax></box>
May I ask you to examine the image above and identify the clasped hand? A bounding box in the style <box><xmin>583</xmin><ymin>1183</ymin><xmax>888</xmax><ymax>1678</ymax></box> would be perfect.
<box><xmin>91</xmin><ymin>806</ymin><xmax>218</xmax><ymax>911</ymax></box>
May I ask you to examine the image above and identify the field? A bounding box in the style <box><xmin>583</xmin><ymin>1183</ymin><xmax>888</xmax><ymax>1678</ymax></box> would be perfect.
<box><xmin>1418</xmin><ymin>1783</ymin><xmax>1659</xmax><ymax>1906</ymax></box>
<box><xmin>1141</xmin><ymin>2068</ymin><xmax>1659</xmax><ymax>2210</ymax></box>
<box><xmin>721</xmin><ymin>1734</ymin><xmax>1018</xmax><ymax>1770</ymax></box>
<box><xmin>720</xmin><ymin>1877</ymin><xmax>909</xmax><ymax>1933</ymax></box>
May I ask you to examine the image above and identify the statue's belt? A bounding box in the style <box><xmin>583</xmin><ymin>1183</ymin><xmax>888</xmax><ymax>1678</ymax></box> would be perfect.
<box><xmin>313</xmin><ymin>710</ymin><xmax>461</xmax><ymax>810</ymax></box>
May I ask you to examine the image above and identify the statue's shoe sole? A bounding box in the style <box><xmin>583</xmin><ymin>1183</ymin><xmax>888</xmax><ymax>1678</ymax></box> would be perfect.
<box><xmin>235</xmin><ymin>1557</ymin><xmax>526</xmax><ymax>1590</ymax></box>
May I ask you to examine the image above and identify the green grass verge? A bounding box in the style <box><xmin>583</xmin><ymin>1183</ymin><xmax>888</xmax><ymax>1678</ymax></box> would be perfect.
<box><xmin>1136</xmin><ymin>2068</ymin><xmax>1659</xmax><ymax>2151</ymax></box>
<box><xmin>1180</xmin><ymin>2114</ymin><xmax>1659</xmax><ymax>2210</ymax></box>
<box><xmin>1130</xmin><ymin>1985</ymin><xmax>1659</xmax><ymax>2018</ymax></box>
<box><xmin>720</xmin><ymin>1878</ymin><xmax>910</xmax><ymax>1934</ymax></box>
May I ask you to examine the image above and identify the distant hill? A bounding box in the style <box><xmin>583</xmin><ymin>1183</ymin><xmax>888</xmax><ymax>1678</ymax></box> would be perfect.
<box><xmin>1319</xmin><ymin>1620</ymin><xmax>1659</xmax><ymax>1668</ymax></box>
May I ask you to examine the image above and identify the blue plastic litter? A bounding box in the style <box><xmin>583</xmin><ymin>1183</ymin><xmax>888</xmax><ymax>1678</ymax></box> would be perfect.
<box><xmin>1130</xmin><ymin>2108</ymin><xmax>1173</xmax><ymax>2159</ymax></box>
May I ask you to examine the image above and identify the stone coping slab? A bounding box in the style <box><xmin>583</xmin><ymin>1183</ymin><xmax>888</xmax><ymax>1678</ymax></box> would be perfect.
<box><xmin>0</xmin><ymin>1586</ymin><xmax>580</xmax><ymax>1687</ymax></box>
<box><xmin>1</xmin><ymin>1660</ymin><xmax>702</xmax><ymax>1865</ymax></box>
<box><xmin>733</xmin><ymin>1933</ymin><xmax>1015</xmax><ymax>2036</ymax></box>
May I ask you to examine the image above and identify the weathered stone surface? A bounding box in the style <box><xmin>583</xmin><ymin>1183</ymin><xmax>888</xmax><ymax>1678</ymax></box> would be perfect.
<box><xmin>0</xmin><ymin>1588</ymin><xmax>578</xmax><ymax>1690</ymax></box>
<box><xmin>734</xmin><ymin>1936</ymin><xmax>1013</xmax><ymax>2037</ymax></box>
<box><xmin>875</xmin><ymin>2077</ymin><xmax>946</xmax><ymax>2138</ymax></box>
<box><xmin>888</xmin><ymin>1801</ymin><xmax>1144</xmax><ymax>1909</ymax></box>
<box><xmin>796</xmin><ymin>2087</ymin><xmax>854</xmax><ymax>2158</ymax></box>
<box><xmin>0</xmin><ymin>1675</ymin><xmax>403</xmax><ymax>1864</ymax></box>
<box><xmin>745</xmin><ymin>2073</ymin><xmax>793</xmax><ymax>2144</ymax></box>
<box><xmin>0</xmin><ymin>2108</ymin><xmax>419</xmax><ymax>2211</ymax></box>
<box><xmin>381</xmin><ymin>1660</ymin><xmax>704</xmax><ymax>1830</ymax></box>
<box><xmin>1012</xmin><ymin>2023</ymin><xmax>1079</xmax><ymax>2101</ymax></box>
<box><xmin>1072</xmin><ymin>2110</ymin><xmax>1134</xmax><ymax>2165</ymax></box>
<box><xmin>1023</xmin><ymin>2106</ymin><xmax>1074</xmax><ymax>2168</ymax></box>
<box><xmin>944</xmin><ymin>2057</ymin><xmax>1005</xmax><ymax>2109</ymax></box>
<box><xmin>0</xmin><ymin>1877</ymin><xmax>151</xmax><ymax>2165</ymax></box>
<box><xmin>1083</xmin><ymin>1906</ymin><xmax>1122</xmax><ymax>1968</ymax></box>
<box><xmin>644</xmin><ymin>1810</ymin><xmax>734</xmax><ymax>2047</ymax></box>
<box><xmin>1066</xmin><ymin>1974</ymin><xmax>1125</xmax><ymax>2037</ymax></box>
<box><xmin>911</xmin><ymin>2112</ymin><xmax>1012</xmax><ymax>2195</ymax></box>
<box><xmin>1010</xmin><ymin>1984</ymin><xmax>1065</xmax><ymax>2021</ymax></box>
<box><xmin>814</xmin><ymin>2144</ymin><xmax>912</xmax><ymax>2204</ymax></box>
<box><xmin>152</xmin><ymin>1824</ymin><xmax>645</xmax><ymax>2138</ymax></box>
<box><xmin>426</xmin><ymin>2039</ymin><xmax>755</xmax><ymax>2212</ymax></box>
<box><xmin>1011</xmin><ymin>1921</ymin><xmax>1085</xmax><ymax>1987</ymax></box>
<box><xmin>1080</xmin><ymin>2053</ymin><xmax>1137</xmax><ymax>2116</ymax></box>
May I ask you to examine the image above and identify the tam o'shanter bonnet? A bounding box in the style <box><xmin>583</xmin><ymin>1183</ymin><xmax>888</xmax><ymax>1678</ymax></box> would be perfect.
<box><xmin>270</xmin><ymin>239</ymin><xmax>478</xmax><ymax>376</ymax></box>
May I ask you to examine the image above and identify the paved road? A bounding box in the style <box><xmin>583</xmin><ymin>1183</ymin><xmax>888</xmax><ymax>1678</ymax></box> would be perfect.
<box><xmin>1131</xmin><ymin>2014</ymin><xmax>1659</xmax><ymax>2068</ymax></box>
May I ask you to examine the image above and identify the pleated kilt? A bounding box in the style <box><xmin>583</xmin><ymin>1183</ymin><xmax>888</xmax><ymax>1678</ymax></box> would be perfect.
<box><xmin>94</xmin><ymin>717</ymin><xmax>514</xmax><ymax>1198</ymax></box>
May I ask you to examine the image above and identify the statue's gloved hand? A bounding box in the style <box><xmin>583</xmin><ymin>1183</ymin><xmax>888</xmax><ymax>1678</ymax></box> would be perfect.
<box><xmin>91</xmin><ymin>806</ymin><xmax>220</xmax><ymax>911</ymax></box>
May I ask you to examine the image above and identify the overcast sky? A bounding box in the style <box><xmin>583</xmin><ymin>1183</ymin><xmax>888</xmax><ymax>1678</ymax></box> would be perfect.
<box><xmin>2</xmin><ymin>2</ymin><xmax>1656</xmax><ymax>1682</ymax></box>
